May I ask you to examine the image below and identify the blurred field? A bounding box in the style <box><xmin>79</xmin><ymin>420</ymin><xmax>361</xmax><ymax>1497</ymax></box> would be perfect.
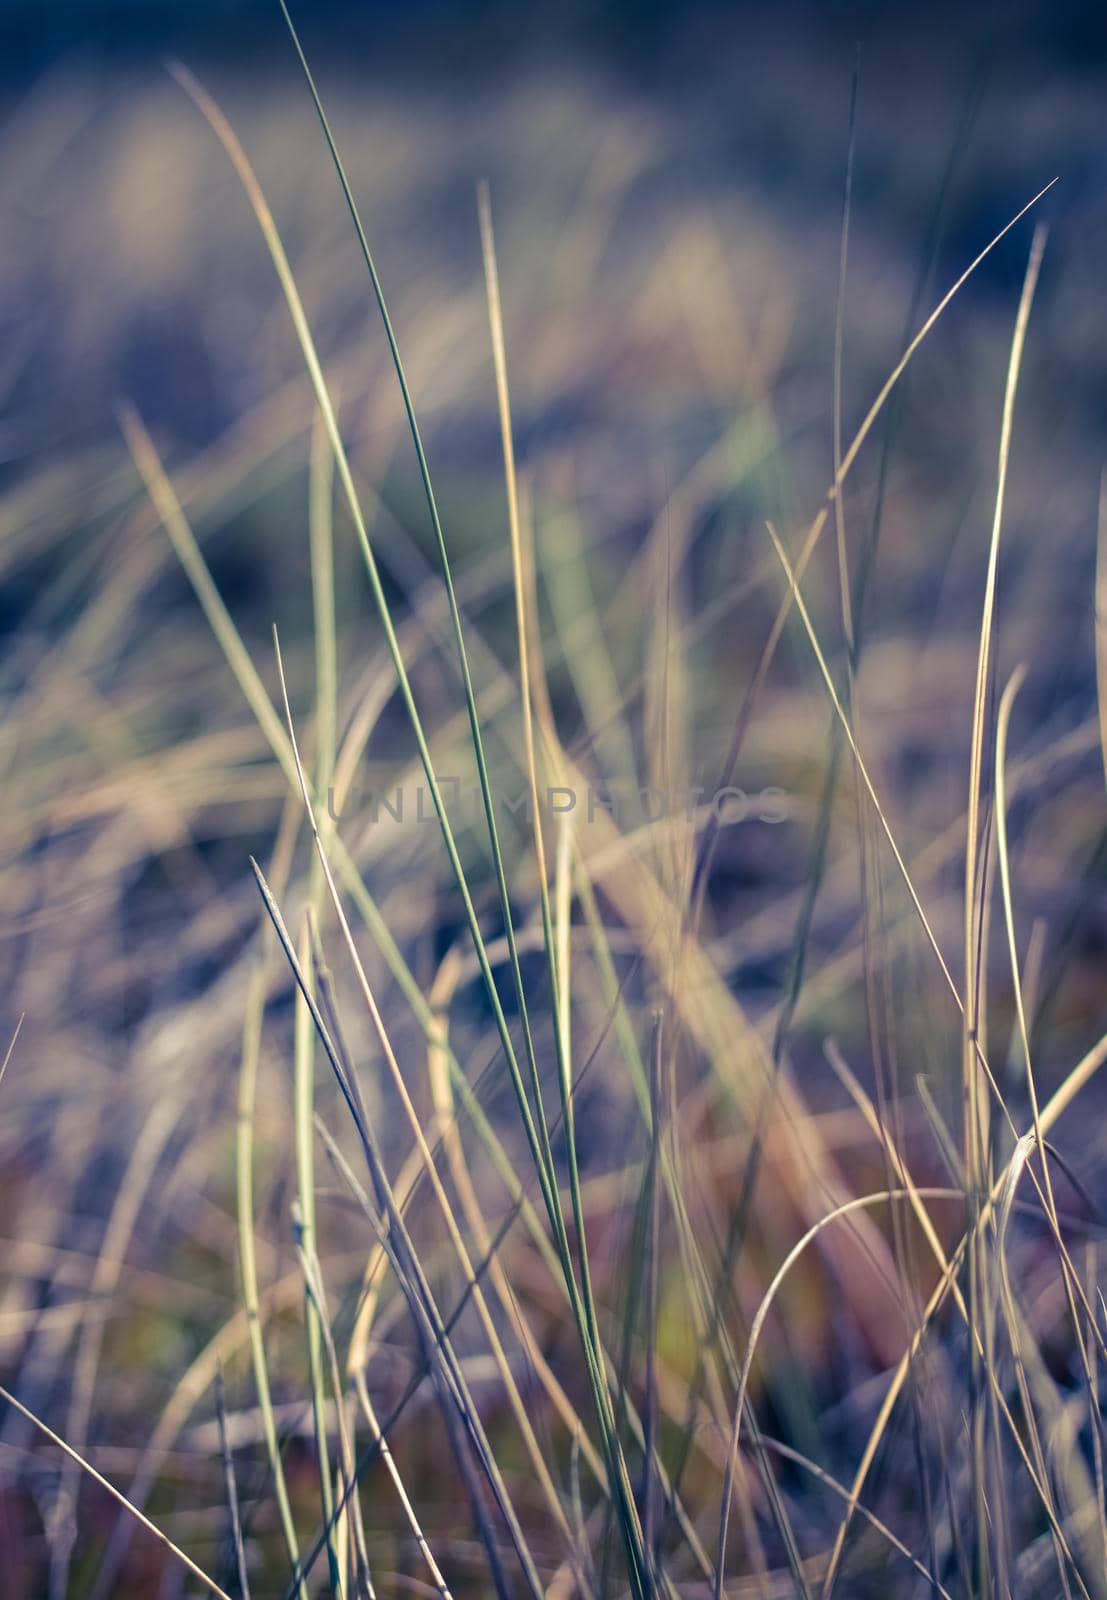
<box><xmin>4</xmin><ymin>6</ymin><xmax>1107</xmax><ymax>1597</ymax></box>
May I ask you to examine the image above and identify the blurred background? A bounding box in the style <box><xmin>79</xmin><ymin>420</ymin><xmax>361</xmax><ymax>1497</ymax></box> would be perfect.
<box><xmin>3</xmin><ymin>2</ymin><xmax>1107</xmax><ymax>1595</ymax></box>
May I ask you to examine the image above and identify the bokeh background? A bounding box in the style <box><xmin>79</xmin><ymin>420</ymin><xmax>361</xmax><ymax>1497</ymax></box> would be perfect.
<box><xmin>4</xmin><ymin>2</ymin><xmax>1107</xmax><ymax>1595</ymax></box>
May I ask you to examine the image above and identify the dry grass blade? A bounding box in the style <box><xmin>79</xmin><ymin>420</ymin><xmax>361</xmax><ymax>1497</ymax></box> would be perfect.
<box><xmin>963</xmin><ymin>222</ymin><xmax>1046</xmax><ymax>1136</ymax></box>
<box><xmin>0</xmin><ymin>1383</ymin><xmax>233</xmax><ymax>1600</ymax></box>
<box><xmin>248</xmin><ymin>847</ymin><xmax>548</xmax><ymax>1600</ymax></box>
<box><xmin>832</xmin><ymin>52</ymin><xmax>859</xmax><ymax>654</ymax></box>
<box><xmin>163</xmin><ymin>76</ymin><xmax>600</xmax><ymax>1443</ymax></box>
<box><xmin>214</xmin><ymin>1362</ymin><xmax>252</xmax><ymax>1600</ymax></box>
<box><xmin>118</xmin><ymin>402</ymin><xmax>296</xmax><ymax>784</ymax></box>
<box><xmin>764</xmin><ymin>518</ymin><xmax>960</xmax><ymax>1006</ymax></box>
<box><xmin>49</xmin><ymin>1098</ymin><xmax>180</xmax><ymax>1600</ymax></box>
<box><xmin>819</xmin><ymin>1020</ymin><xmax>1107</xmax><ymax>1600</ymax></box>
<box><xmin>690</xmin><ymin>178</ymin><xmax>1057</xmax><ymax>914</ymax></box>
<box><xmin>477</xmin><ymin>178</ymin><xmax>643</xmax><ymax>1581</ymax></box>
<box><xmin>960</xmin><ymin>227</ymin><xmax>1044</xmax><ymax>1599</ymax></box>
<box><xmin>293</xmin><ymin>1219</ymin><xmax>374</xmax><ymax>1599</ymax></box>
<box><xmin>0</xmin><ymin>1012</ymin><xmax>24</xmax><ymax>1097</ymax></box>
<box><xmin>270</xmin><ymin>622</ymin><xmax>588</xmax><ymax>1577</ymax></box>
<box><xmin>289</xmin><ymin>1190</ymin><xmax>529</xmax><ymax>1600</ymax></box>
<box><xmin>715</xmin><ymin>1187</ymin><xmax>961</xmax><ymax>1600</ymax></box>
<box><xmin>350</xmin><ymin>1376</ymin><xmax>454</xmax><ymax>1600</ymax></box>
<box><xmin>306</xmin><ymin>1125</ymin><xmax>528</xmax><ymax>1600</ymax></box>
<box><xmin>234</xmin><ymin>804</ymin><xmax>309</xmax><ymax>1599</ymax></box>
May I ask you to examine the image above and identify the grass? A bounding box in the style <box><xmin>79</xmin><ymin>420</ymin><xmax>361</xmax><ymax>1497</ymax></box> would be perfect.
<box><xmin>4</xmin><ymin>10</ymin><xmax>1107</xmax><ymax>1599</ymax></box>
